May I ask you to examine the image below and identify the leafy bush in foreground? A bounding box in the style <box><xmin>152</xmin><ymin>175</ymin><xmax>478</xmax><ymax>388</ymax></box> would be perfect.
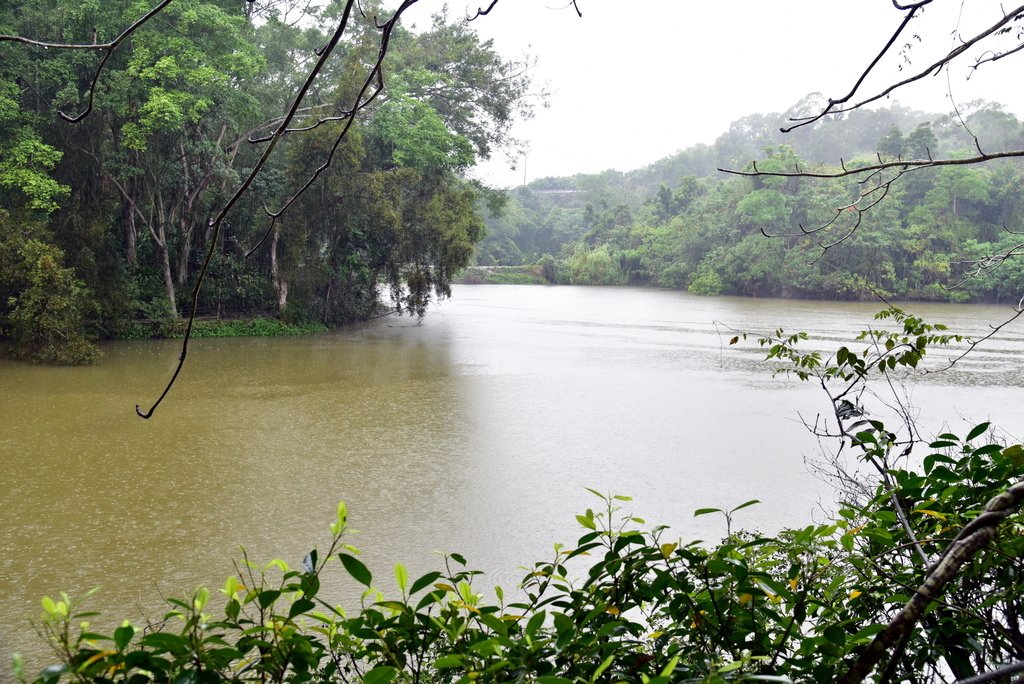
<box><xmin>21</xmin><ymin>429</ymin><xmax>1024</xmax><ymax>684</ymax></box>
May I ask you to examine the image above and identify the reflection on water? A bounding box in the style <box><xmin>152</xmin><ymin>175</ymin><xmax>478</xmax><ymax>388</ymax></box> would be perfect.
<box><xmin>1</xmin><ymin>285</ymin><xmax>1021</xmax><ymax>669</ymax></box>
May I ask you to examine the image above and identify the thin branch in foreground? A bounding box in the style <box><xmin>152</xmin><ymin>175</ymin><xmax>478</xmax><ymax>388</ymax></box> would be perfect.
<box><xmin>136</xmin><ymin>0</ymin><xmax>427</xmax><ymax>419</ymax></box>
<box><xmin>784</xmin><ymin>3</ymin><xmax>1024</xmax><ymax>132</ymax></box>
<box><xmin>779</xmin><ymin>0</ymin><xmax>933</xmax><ymax>132</ymax></box>
<box><xmin>136</xmin><ymin>0</ymin><xmax>367</xmax><ymax>418</ymax></box>
<box><xmin>467</xmin><ymin>0</ymin><xmax>500</xmax><ymax>21</ymax></box>
<box><xmin>954</xmin><ymin>660</ymin><xmax>1024</xmax><ymax>684</ymax></box>
<box><xmin>0</xmin><ymin>0</ymin><xmax>175</xmax><ymax>122</ymax></box>
<box><xmin>720</xmin><ymin>148</ymin><xmax>1024</xmax><ymax>181</ymax></box>
<box><xmin>927</xmin><ymin>303</ymin><xmax>1024</xmax><ymax>374</ymax></box>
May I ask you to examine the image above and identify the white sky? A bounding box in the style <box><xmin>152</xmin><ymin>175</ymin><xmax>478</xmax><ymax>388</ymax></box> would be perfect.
<box><xmin>397</xmin><ymin>1</ymin><xmax>1024</xmax><ymax>187</ymax></box>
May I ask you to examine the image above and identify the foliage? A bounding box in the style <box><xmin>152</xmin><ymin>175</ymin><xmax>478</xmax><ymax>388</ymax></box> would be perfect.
<box><xmin>458</xmin><ymin>266</ymin><xmax>549</xmax><ymax>285</ymax></box>
<box><xmin>479</xmin><ymin>106</ymin><xmax>1024</xmax><ymax>303</ymax></box>
<box><xmin>0</xmin><ymin>212</ymin><xmax>98</xmax><ymax>364</ymax></box>
<box><xmin>172</xmin><ymin>317</ymin><xmax>328</xmax><ymax>339</ymax></box>
<box><xmin>566</xmin><ymin>244</ymin><xmax>626</xmax><ymax>286</ymax></box>
<box><xmin>0</xmin><ymin>0</ymin><xmax>528</xmax><ymax>358</ymax></box>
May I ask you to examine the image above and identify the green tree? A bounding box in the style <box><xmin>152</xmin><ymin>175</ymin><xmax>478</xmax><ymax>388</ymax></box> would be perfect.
<box><xmin>0</xmin><ymin>213</ymin><xmax>97</xmax><ymax>364</ymax></box>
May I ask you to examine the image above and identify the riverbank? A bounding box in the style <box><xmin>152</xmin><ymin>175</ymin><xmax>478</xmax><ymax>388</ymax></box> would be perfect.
<box><xmin>117</xmin><ymin>316</ymin><xmax>328</xmax><ymax>341</ymax></box>
<box><xmin>456</xmin><ymin>266</ymin><xmax>1021</xmax><ymax>305</ymax></box>
<box><xmin>457</xmin><ymin>265</ymin><xmax>549</xmax><ymax>285</ymax></box>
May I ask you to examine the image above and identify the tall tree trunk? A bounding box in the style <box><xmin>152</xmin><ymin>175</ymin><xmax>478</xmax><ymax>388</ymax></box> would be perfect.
<box><xmin>157</xmin><ymin>222</ymin><xmax>178</xmax><ymax>320</ymax></box>
<box><xmin>125</xmin><ymin>207</ymin><xmax>138</xmax><ymax>269</ymax></box>
<box><xmin>150</xmin><ymin>196</ymin><xmax>178</xmax><ymax>320</ymax></box>
<box><xmin>271</xmin><ymin>222</ymin><xmax>287</xmax><ymax>312</ymax></box>
<box><xmin>177</xmin><ymin>211</ymin><xmax>192</xmax><ymax>288</ymax></box>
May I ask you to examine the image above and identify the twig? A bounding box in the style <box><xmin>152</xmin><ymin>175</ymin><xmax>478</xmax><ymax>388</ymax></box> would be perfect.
<box><xmin>0</xmin><ymin>0</ymin><xmax>175</xmax><ymax>122</ymax></box>
<box><xmin>784</xmin><ymin>3</ymin><xmax>1024</xmax><ymax>131</ymax></box>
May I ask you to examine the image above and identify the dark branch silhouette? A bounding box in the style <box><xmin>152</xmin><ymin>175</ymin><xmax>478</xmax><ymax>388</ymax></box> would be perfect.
<box><xmin>783</xmin><ymin>2</ymin><xmax>1024</xmax><ymax>132</ymax></box>
<box><xmin>838</xmin><ymin>478</ymin><xmax>1024</xmax><ymax>684</ymax></box>
<box><xmin>0</xmin><ymin>0</ymin><xmax>175</xmax><ymax>122</ymax></box>
<box><xmin>137</xmin><ymin>0</ymin><xmax>416</xmax><ymax>419</ymax></box>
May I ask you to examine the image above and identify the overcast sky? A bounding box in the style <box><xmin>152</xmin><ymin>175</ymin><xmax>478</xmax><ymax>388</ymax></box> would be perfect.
<box><xmin>396</xmin><ymin>1</ymin><xmax>1024</xmax><ymax>187</ymax></box>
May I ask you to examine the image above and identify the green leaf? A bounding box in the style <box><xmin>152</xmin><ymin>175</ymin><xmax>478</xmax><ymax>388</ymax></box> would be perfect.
<box><xmin>409</xmin><ymin>571</ymin><xmax>442</xmax><ymax>595</ymax></box>
<box><xmin>257</xmin><ymin>589</ymin><xmax>281</xmax><ymax>609</ymax></box>
<box><xmin>731</xmin><ymin>499</ymin><xmax>761</xmax><ymax>512</ymax></box>
<box><xmin>851</xmin><ymin>624</ymin><xmax>887</xmax><ymax>642</ymax></box>
<box><xmin>972</xmin><ymin>444</ymin><xmax>1002</xmax><ymax>457</ymax></box>
<box><xmin>694</xmin><ymin>508</ymin><xmax>721</xmax><ymax>517</ymax></box>
<box><xmin>339</xmin><ymin>554</ymin><xmax>372</xmax><ymax>587</ymax></box>
<box><xmin>575</xmin><ymin>514</ymin><xmax>596</xmax><ymax>530</ymax></box>
<box><xmin>288</xmin><ymin>598</ymin><xmax>315</xmax><ymax>619</ymax></box>
<box><xmin>823</xmin><ymin>624</ymin><xmax>847</xmax><ymax>646</ymax></box>
<box><xmin>434</xmin><ymin>655</ymin><xmax>464</xmax><ymax>669</ymax></box>
<box><xmin>140</xmin><ymin>633</ymin><xmax>191</xmax><ymax>655</ymax></box>
<box><xmin>525</xmin><ymin>610</ymin><xmax>546</xmax><ymax>637</ymax></box>
<box><xmin>660</xmin><ymin>655</ymin><xmax>680</xmax><ymax>677</ymax></box>
<box><xmin>114</xmin><ymin>623</ymin><xmax>135</xmax><ymax>651</ymax></box>
<box><xmin>966</xmin><ymin>422</ymin><xmax>991</xmax><ymax>442</ymax></box>
<box><xmin>363</xmin><ymin>666</ymin><xmax>398</xmax><ymax>684</ymax></box>
<box><xmin>394</xmin><ymin>563</ymin><xmax>408</xmax><ymax>594</ymax></box>
<box><xmin>591</xmin><ymin>655</ymin><xmax>615</xmax><ymax>682</ymax></box>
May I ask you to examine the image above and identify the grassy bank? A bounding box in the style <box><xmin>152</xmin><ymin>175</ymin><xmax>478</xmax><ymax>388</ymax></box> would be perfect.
<box><xmin>457</xmin><ymin>265</ymin><xmax>550</xmax><ymax>285</ymax></box>
<box><xmin>117</xmin><ymin>317</ymin><xmax>328</xmax><ymax>340</ymax></box>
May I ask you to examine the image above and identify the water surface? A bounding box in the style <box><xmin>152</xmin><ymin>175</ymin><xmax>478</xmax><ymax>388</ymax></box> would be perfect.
<box><xmin>1</xmin><ymin>285</ymin><xmax>1021</xmax><ymax>670</ymax></box>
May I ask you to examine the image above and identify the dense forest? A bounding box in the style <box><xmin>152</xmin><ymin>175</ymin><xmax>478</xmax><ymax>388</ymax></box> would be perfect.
<box><xmin>5</xmin><ymin>0</ymin><xmax>1024</xmax><ymax>367</ymax></box>
<box><xmin>478</xmin><ymin>97</ymin><xmax>1024</xmax><ymax>303</ymax></box>
<box><xmin>0</xmin><ymin>0</ymin><xmax>531</xmax><ymax>364</ymax></box>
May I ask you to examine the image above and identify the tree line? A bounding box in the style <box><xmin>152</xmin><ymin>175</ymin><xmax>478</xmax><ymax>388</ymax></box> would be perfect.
<box><xmin>0</xmin><ymin>0</ymin><xmax>533</xmax><ymax>364</ymax></box>
<box><xmin>479</xmin><ymin>100</ymin><xmax>1024</xmax><ymax>303</ymax></box>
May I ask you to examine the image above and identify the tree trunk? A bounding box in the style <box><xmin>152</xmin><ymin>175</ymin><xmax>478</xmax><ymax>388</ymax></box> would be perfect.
<box><xmin>125</xmin><ymin>208</ymin><xmax>138</xmax><ymax>269</ymax></box>
<box><xmin>177</xmin><ymin>212</ymin><xmax>191</xmax><ymax>288</ymax></box>
<box><xmin>158</xmin><ymin>223</ymin><xmax>178</xmax><ymax>320</ymax></box>
<box><xmin>270</xmin><ymin>222</ymin><xmax>287</xmax><ymax>312</ymax></box>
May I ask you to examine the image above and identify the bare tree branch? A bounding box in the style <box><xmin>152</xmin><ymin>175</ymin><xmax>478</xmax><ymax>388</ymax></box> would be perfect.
<box><xmin>784</xmin><ymin>3</ymin><xmax>1024</xmax><ymax>132</ymax></box>
<box><xmin>955</xmin><ymin>660</ymin><xmax>1024</xmax><ymax>684</ymax></box>
<box><xmin>467</xmin><ymin>0</ymin><xmax>500</xmax><ymax>21</ymax></box>
<box><xmin>779</xmin><ymin>0</ymin><xmax>934</xmax><ymax>132</ymax></box>
<box><xmin>721</xmin><ymin>148</ymin><xmax>1024</xmax><ymax>181</ymax></box>
<box><xmin>136</xmin><ymin>0</ymin><xmax>378</xmax><ymax>418</ymax></box>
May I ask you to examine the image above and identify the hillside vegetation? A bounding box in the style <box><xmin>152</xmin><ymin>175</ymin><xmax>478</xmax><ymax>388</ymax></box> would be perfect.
<box><xmin>479</xmin><ymin>97</ymin><xmax>1024</xmax><ymax>303</ymax></box>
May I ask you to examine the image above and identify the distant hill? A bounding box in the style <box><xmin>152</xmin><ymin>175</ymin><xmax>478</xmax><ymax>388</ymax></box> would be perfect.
<box><xmin>474</xmin><ymin>96</ymin><xmax>1024</xmax><ymax>304</ymax></box>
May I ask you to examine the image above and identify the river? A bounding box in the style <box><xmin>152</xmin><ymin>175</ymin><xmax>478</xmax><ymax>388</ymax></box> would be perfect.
<box><xmin>1</xmin><ymin>285</ymin><xmax>1022</xmax><ymax>672</ymax></box>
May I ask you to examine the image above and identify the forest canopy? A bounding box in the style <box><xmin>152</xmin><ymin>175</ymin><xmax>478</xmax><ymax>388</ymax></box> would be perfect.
<box><xmin>0</xmin><ymin>0</ymin><xmax>534</xmax><ymax>363</ymax></box>
<box><xmin>477</xmin><ymin>98</ymin><xmax>1024</xmax><ymax>303</ymax></box>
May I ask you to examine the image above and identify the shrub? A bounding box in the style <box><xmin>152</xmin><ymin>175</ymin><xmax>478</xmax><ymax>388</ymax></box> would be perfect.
<box><xmin>5</xmin><ymin>238</ymin><xmax>98</xmax><ymax>365</ymax></box>
<box><xmin>566</xmin><ymin>244</ymin><xmax>626</xmax><ymax>286</ymax></box>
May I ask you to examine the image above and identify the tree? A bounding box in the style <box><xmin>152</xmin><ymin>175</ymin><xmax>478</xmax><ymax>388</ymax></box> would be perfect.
<box><xmin>0</xmin><ymin>0</ymin><xmax>534</xmax><ymax>413</ymax></box>
<box><xmin>722</xmin><ymin>2</ymin><xmax>1024</xmax><ymax>277</ymax></box>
